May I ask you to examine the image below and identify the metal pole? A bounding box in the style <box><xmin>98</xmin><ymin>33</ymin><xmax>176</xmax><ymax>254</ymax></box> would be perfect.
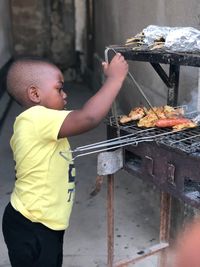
<box><xmin>158</xmin><ymin>191</ymin><xmax>171</xmax><ymax>267</ymax></box>
<box><xmin>107</xmin><ymin>174</ymin><xmax>114</xmax><ymax>267</ymax></box>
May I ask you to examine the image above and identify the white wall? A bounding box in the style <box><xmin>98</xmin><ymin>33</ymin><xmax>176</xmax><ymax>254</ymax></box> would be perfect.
<box><xmin>0</xmin><ymin>0</ymin><xmax>13</xmax><ymax>67</ymax></box>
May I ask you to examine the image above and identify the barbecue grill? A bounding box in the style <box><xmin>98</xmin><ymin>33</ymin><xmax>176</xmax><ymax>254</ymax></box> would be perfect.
<box><xmin>64</xmin><ymin>46</ymin><xmax>200</xmax><ymax>266</ymax></box>
<box><xmin>106</xmin><ymin>46</ymin><xmax>200</xmax><ymax>206</ymax></box>
<box><xmin>104</xmin><ymin>46</ymin><xmax>200</xmax><ymax>267</ymax></box>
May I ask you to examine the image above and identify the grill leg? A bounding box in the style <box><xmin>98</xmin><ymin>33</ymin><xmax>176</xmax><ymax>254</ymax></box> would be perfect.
<box><xmin>107</xmin><ymin>174</ymin><xmax>114</xmax><ymax>267</ymax></box>
<box><xmin>158</xmin><ymin>191</ymin><xmax>172</xmax><ymax>267</ymax></box>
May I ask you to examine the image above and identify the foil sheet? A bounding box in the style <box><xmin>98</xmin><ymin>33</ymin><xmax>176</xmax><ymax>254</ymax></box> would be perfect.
<box><xmin>143</xmin><ymin>25</ymin><xmax>200</xmax><ymax>52</ymax></box>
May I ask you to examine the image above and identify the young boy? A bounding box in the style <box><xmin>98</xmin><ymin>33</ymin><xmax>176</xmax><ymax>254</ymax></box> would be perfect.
<box><xmin>2</xmin><ymin>53</ymin><xmax>128</xmax><ymax>267</ymax></box>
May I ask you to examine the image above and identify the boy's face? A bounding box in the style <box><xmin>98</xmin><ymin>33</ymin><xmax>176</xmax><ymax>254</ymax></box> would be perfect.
<box><xmin>37</xmin><ymin>64</ymin><xmax>67</xmax><ymax>110</ymax></box>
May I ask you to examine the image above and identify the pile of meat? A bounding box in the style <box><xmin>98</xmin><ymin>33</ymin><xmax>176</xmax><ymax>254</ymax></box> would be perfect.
<box><xmin>119</xmin><ymin>105</ymin><xmax>197</xmax><ymax>131</ymax></box>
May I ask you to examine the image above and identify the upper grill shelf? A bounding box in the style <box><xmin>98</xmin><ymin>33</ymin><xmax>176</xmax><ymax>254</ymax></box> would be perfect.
<box><xmin>108</xmin><ymin>45</ymin><xmax>200</xmax><ymax>67</ymax></box>
<box><xmin>106</xmin><ymin>45</ymin><xmax>200</xmax><ymax>106</ymax></box>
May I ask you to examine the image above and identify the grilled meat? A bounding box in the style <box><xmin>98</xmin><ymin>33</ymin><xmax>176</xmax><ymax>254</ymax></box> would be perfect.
<box><xmin>119</xmin><ymin>105</ymin><xmax>197</xmax><ymax>130</ymax></box>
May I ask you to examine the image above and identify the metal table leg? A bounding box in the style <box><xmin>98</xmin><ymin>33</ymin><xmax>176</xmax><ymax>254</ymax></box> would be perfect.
<box><xmin>107</xmin><ymin>174</ymin><xmax>114</xmax><ymax>267</ymax></box>
<box><xmin>158</xmin><ymin>191</ymin><xmax>172</xmax><ymax>267</ymax></box>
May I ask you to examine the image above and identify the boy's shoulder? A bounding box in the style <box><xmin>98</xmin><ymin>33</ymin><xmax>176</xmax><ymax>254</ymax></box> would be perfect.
<box><xmin>16</xmin><ymin>106</ymin><xmax>50</xmax><ymax>122</ymax></box>
<box><xmin>19</xmin><ymin>106</ymin><xmax>58</xmax><ymax>118</ymax></box>
<box><xmin>16</xmin><ymin>105</ymin><xmax>71</xmax><ymax>123</ymax></box>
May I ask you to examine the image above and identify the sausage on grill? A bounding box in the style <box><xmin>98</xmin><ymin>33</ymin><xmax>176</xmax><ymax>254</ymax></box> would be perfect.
<box><xmin>155</xmin><ymin>118</ymin><xmax>191</xmax><ymax>128</ymax></box>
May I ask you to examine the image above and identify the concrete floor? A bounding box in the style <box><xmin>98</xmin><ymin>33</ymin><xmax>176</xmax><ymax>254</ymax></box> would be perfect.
<box><xmin>0</xmin><ymin>82</ymin><xmax>162</xmax><ymax>267</ymax></box>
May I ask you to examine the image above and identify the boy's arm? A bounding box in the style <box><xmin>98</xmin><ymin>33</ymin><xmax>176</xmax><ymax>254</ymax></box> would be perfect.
<box><xmin>58</xmin><ymin>53</ymin><xmax>128</xmax><ymax>138</ymax></box>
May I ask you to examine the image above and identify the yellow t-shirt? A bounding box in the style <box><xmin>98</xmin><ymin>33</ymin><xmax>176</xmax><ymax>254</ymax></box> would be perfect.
<box><xmin>10</xmin><ymin>106</ymin><xmax>75</xmax><ymax>230</ymax></box>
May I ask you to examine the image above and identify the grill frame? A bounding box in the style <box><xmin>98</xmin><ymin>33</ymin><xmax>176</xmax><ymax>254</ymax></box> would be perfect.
<box><xmin>105</xmin><ymin>46</ymin><xmax>200</xmax><ymax>267</ymax></box>
<box><xmin>107</xmin><ymin>119</ymin><xmax>200</xmax><ymax>208</ymax></box>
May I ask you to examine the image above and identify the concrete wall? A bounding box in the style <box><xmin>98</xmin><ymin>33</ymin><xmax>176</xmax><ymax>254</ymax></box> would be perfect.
<box><xmin>93</xmin><ymin>0</ymin><xmax>200</xmax><ymax>114</ymax></box>
<box><xmin>0</xmin><ymin>0</ymin><xmax>13</xmax><ymax>67</ymax></box>
<box><xmin>11</xmin><ymin>0</ymin><xmax>75</xmax><ymax>72</ymax></box>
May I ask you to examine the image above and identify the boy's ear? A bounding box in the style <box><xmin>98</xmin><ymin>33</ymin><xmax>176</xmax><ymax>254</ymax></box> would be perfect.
<box><xmin>27</xmin><ymin>86</ymin><xmax>41</xmax><ymax>103</ymax></box>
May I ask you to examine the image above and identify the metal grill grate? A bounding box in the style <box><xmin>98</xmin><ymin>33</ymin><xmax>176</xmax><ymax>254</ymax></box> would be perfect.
<box><xmin>106</xmin><ymin>113</ymin><xmax>200</xmax><ymax>154</ymax></box>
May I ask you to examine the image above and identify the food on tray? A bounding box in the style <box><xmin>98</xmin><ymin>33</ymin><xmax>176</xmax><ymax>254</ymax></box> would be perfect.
<box><xmin>119</xmin><ymin>105</ymin><xmax>197</xmax><ymax>130</ymax></box>
<box><xmin>125</xmin><ymin>29</ymin><xmax>165</xmax><ymax>51</ymax></box>
<box><xmin>119</xmin><ymin>115</ymin><xmax>132</xmax><ymax>124</ymax></box>
<box><xmin>136</xmin><ymin>105</ymin><xmax>185</xmax><ymax>128</ymax></box>
<box><xmin>155</xmin><ymin>118</ymin><xmax>191</xmax><ymax>128</ymax></box>
<box><xmin>137</xmin><ymin>111</ymin><xmax>158</xmax><ymax>128</ymax></box>
<box><xmin>128</xmin><ymin>107</ymin><xmax>147</xmax><ymax>120</ymax></box>
<box><xmin>119</xmin><ymin>107</ymin><xmax>146</xmax><ymax>124</ymax></box>
<box><xmin>173</xmin><ymin>121</ymin><xmax>197</xmax><ymax>131</ymax></box>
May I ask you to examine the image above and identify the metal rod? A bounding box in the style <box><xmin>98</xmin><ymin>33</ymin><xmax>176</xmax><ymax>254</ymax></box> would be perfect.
<box><xmin>104</xmin><ymin>47</ymin><xmax>120</xmax><ymax>136</ymax></box>
<box><xmin>72</xmin><ymin>128</ymin><xmax>154</xmax><ymax>151</ymax></box>
<box><xmin>158</xmin><ymin>192</ymin><xmax>172</xmax><ymax>267</ymax></box>
<box><xmin>107</xmin><ymin>174</ymin><xmax>114</xmax><ymax>267</ymax></box>
<box><xmin>71</xmin><ymin>128</ymin><xmax>176</xmax><ymax>153</ymax></box>
<box><xmin>60</xmin><ymin>128</ymin><xmax>191</xmax><ymax>161</ymax></box>
<box><xmin>115</xmin><ymin>242</ymin><xmax>169</xmax><ymax>267</ymax></box>
<box><xmin>105</xmin><ymin>47</ymin><xmax>159</xmax><ymax>119</ymax></box>
<box><xmin>169</xmin><ymin>133</ymin><xmax>200</xmax><ymax>145</ymax></box>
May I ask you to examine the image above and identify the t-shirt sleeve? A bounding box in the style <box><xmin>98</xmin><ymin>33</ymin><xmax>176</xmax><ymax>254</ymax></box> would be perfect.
<box><xmin>33</xmin><ymin>107</ymin><xmax>71</xmax><ymax>141</ymax></box>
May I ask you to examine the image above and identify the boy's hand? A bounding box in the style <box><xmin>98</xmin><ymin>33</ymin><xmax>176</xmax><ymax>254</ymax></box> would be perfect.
<box><xmin>59</xmin><ymin>53</ymin><xmax>128</xmax><ymax>138</ymax></box>
<box><xmin>102</xmin><ymin>53</ymin><xmax>128</xmax><ymax>82</ymax></box>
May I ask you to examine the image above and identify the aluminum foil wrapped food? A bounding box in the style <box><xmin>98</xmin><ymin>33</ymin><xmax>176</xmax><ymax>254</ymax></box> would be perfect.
<box><xmin>165</xmin><ymin>27</ymin><xmax>200</xmax><ymax>52</ymax></box>
<box><xmin>142</xmin><ymin>25</ymin><xmax>200</xmax><ymax>52</ymax></box>
<box><xmin>142</xmin><ymin>25</ymin><xmax>176</xmax><ymax>45</ymax></box>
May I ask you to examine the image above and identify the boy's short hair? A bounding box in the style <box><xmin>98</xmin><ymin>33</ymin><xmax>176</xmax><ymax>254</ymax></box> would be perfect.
<box><xmin>6</xmin><ymin>57</ymin><xmax>56</xmax><ymax>106</ymax></box>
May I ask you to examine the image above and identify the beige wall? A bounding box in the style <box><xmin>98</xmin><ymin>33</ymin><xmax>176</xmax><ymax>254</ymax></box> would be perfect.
<box><xmin>0</xmin><ymin>0</ymin><xmax>13</xmax><ymax>67</ymax></box>
<box><xmin>93</xmin><ymin>0</ymin><xmax>200</xmax><ymax>113</ymax></box>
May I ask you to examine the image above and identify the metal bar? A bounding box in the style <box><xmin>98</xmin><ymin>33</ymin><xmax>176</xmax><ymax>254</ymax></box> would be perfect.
<box><xmin>160</xmin><ymin>192</ymin><xmax>171</xmax><ymax>241</ymax></box>
<box><xmin>104</xmin><ymin>48</ymin><xmax>120</xmax><ymax>134</ymax></box>
<box><xmin>168</xmin><ymin>64</ymin><xmax>180</xmax><ymax>106</ymax></box>
<box><xmin>169</xmin><ymin>133</ymin><xmax>200</xmax><ymax>144</ymax></box>
<box><xmin>72</xmin><ymin>128</ymin><xmax>157</xmax><ymax>151</ymax></box>
<box><xmin>108</xmin><ymin>46</ymin><xmax>200</xmax><ymax>67</ymax></box>
<box><xmin>151</xmin><ymin>63</ymin><xmax>172</xmax><ymax>88</ymax></box>
<box><xmin>107</xmin><ymin>174</ymin><xmax>114</xmax><ymax>267</ymax></box>
<box><xmin>60</xmin><ymin>125</ymin><xmax>200</xmax><ymax>161</ymax></box>
<box><xmin>114</xmin><ymin>242</ymin><xmax>169</xmax><ymax>267</ymax></box>
<box><xmin>105</xmin><ymin>47</ymin><xmax>159</xmax><ymax>118</ymax></box>
<box><xmin>158</xmin><ymin>192</ymin><xmax>172</xmax><ymax>267</ymax></box>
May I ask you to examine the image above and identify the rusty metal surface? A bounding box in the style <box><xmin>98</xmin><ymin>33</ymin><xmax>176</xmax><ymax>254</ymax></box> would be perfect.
<box><xmin>108</xmin><ymin>45</ymin><xmax>200</xmax><ymax>67</ymax></box>
<box><xmin>107</xmin><ymin>123</ymin><xmax>200</xmax><ymax>208</ymax></box>
<box><xmin>114</xmin><ymin>242</ymin><xmax>169</xmax><ymax>267</ymax></box>
<box><xmin>158</xmin><ymin>192</ymin><xmax>172</xmax><ymax>267</ymax></box>
<box><xmin>159</xmin><ymin>192</ymin><xmax>171</xmax><ymax>242</ymax></box>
